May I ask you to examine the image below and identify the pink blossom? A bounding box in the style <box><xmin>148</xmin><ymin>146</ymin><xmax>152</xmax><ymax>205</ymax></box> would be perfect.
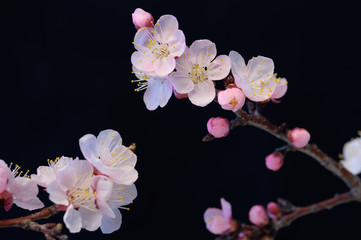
<box><xmin>92</xmin><ymin>176</ymin><xmax>137</xmax><ymax>234</ymax></box>
<box><xmin>0</xmin><ymin>160</ymin><xmax>44</xmax><ymax>211</ymax></box>
<box><xmin>79</xmin><ymin>129</ymin><xmax>138</xmax><ymax>185</ymax></box>
<box><xmin>169</xmin><ymin>40</ymin><xmax>231</xmax><ymax>107</ymax></box>
<box><xmin>131</xmin><ymin>15</ymin><xmax>186</xmax><ymax>76</ymax></box>
<box><xmin>173</xmin><ymin>88</ymin><xmax>188</xmax><ymax>99</ymax></box>
<box><xmin>265</xmin><ymin>152</ymin><xmax>284</xmax><ymax>171</ymax></box>
<box><xmin>132</xmin><ymin>8</ymin><xmax>154</xmax><ymax>30</ymax></box>
<box><xmin>207</xmin><ymin>117</ymin><xmax>230</xmax><ymax>138</ymax></box>
<box><xmin>267</xmin><ymin>202</ymin><xmax>280</xmax><ymax>220</ymax></box>
<box><xmin>46</xmin><ymin>159</ymin><xmax>102</xmax><ymax>233</ymax></box>
<box><xmin>249</xmin><ymin>205</ymin><xmax>269</xmax><ymax>226</ymax></box>
<box><xmin>0</xmin><ymin>163</ymin><xmax>10</xmax><ymax>193</ymax></box>
<box><xmin>218</xmin><ymin>88</ymin><xmax>246</xmax><ymax>112</ymax></box>
<box><xmin>288</xmin><ymin>128</ymin><xmax>310</xmax><ymax>148</ymax></box>
<box><xmin>230</xmin><ymin>51</ymin><xmax>278</xmax><ymax>102</ymax></box>
<box><xmin>204</xmin><ymin>198</ymin><xmax>234</xmax><ymax>234</ymax></box>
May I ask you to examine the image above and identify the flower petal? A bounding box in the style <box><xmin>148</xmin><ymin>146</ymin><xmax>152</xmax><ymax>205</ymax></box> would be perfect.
<box><xmin>110</xmin><ymin>184</ymin><xmax>137</xmax><ymax>208</ymax></box>
<box><xmin>188</xmin><ymin>80</ymin><xmax>215</xmax><ymax>107</ymax></box>
<box><xmin>47</xmin><ymin>181</ymin><xmax>69</xmax><ymax>206</ymax></box>
<box><xmin>189</xmin><ymin>40</ymin><xmax>216</xmax><ymax>65</ymax></box>
<box><xmin>153</xmin><ymin>57</ymin><xmax>176</xmax><ymax>76</ymax></box>
<box><xmin>143</xmin><ymin>78</ymin><xmax>172</xmax><ymax>110</ymax></box>
<box><xmin>229</xmin><ymin>50</ymin><xmax>247</xmax><ymax>80</ymax></box>
<box><xmin>204</xmin><ymin>208</ymin><xmax>231</xmax><ymax>234</ymax></box>
<box><xmin>0</xmin><ymin>168</ymin><xmax>8</xmax><ymax>193</ymax></box>
<box><xmin>78</xmin><ymin>207</ymin><xmax>103</xmax><ymax>231</ymax></box>
<box><xmin>97</xmin><ymin>129</ymin><xmax>122</xmax><ymax>157</ymax></box>
<box><xmin>167</xmin><ymin>30</ymin><xmax>186</xmax><ymax>57</ymax></box>
<box><xmin>169</xmin><ymin>72</ymin><xmax>194</xmax><ymax>94</ymax></box>
<box><xmin>100</xmin><ymin>207</ymin><xmax>122</xmax><ymax>234</ymax></box>
<box><xmin>207</xmin><ymin>55</ymin><xmax>231</xmax><ymax>81</ymax></box>
<box><xmin>133</xmin><ymin>27</ymin><xmax>154</xmax><ymax>49</ymax></box>
<box><xmin>10</xmin><ymin>177</ymin><xmax>39</xmax><ymax>201</ymax></box>
<box><xmin>272</xmin><ymin>78</ymin><xmax>288</xmax><ymax>99</ymax></box>
<box><xmin>79</xmin><ymin>134</ymin><xmax>98</xmax><ymax>164</ymax></box>
<box><xmin>155</xmin><ymin>15</ymin><xmax>179</xmax><ymax>42</ymax></box>
<box><xmin>131</xmin><ymin>50</ymin><xmax>155</xmax><ymax>73</ymax></box>
<box><xmin>221</xmin><ymin>198</ymin><xmax>232</xmax><ymax>220</ymax></box>
<box><xmin>13</xmin><ymin>197</ymin><xmax>44</xmax><ymax>211</ymax></box>
<box><xmin>108</xmin><ymin>167</ymin><xmax>138</xmax><ymax>185</ymax></box>
<box><xmin>64</xmin><ymin>205</ymin><xmax>82</xmax><ymax>233</ymax></box>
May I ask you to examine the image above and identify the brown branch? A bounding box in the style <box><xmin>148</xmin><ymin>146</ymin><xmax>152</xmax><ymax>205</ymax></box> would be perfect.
<box><xmin>0</xmin><ymin>204</ymin><xmax>66</xmax><ymax>239</ymax></box>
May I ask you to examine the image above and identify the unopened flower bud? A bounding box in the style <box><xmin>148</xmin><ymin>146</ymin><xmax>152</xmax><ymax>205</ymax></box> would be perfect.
<box><xmin>265</xmin><ymin>152</ymin><xmax>284</xmax><ymax>171</ymax></box>
<box><xmin>266</xmin><ymin>202</ymin><xmax>280</xmax><ymax>220</ymax></box>
<box><xmin>218</xmin><ymin>88</ymin><xmax>246</xmax><ymax>112</ymax></box>
<box><xmin>249</xmin><ymin>205</ymin><xmax>269</xmax><ymax>226</ymax></box>
<box><xmin>288</xmin><ymin>128</ymin><xmax>310</xmax><ymax>148</ymax></box>
<box><xmin>132</xmin><ymin>8</ymin><xmax>154</xmax><ymax>30</ymax></box>
<box><xmin>207</xmin><ymin>117</ymin><xmax>230</xmax><ymax>138</ymax></box>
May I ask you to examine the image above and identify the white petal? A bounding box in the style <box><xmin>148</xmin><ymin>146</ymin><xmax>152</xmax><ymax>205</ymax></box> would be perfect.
<box><xmin>247</xmin><ymin>56</ymin><xmax>274</xmax><ymax>84</ymax></box>
<box><xmin>10</xmin><ymin>177</ymin><xmax>39</xmax><ymax>201</ymax></box>
<box><xmin>131</xmin><ymin>50</ymin><xmax>156</xmax><ymax>73</ymax></box>
<box><xmin>272</xmin><ymin>78</ymin><xmax>288</xmax><ymax>99</ymax></box>
<box><xmin>64</xmin><ymin>205</ymin><xmax>82</xmax><ymax>233</ymax></box>
<box><xmin>155</xmin><ymin>15</ymin><xmax>179</xmax><ymax>43</ymax></box>
<box><xmin>79</xmin><ymin>134</ymin><xmax>98</xmax><ymax>164</ymax></box>
<box><xmin>189</xmin><ymin>40</ymin><xmax>216</xmax><ymax>65</ymax></box>
<box><xmin>159</xmin><ymin>79</ymin><xmax>173</xmax><ymax>107</ymax></box>
<box><xmin>97</xmin><ymin>129</ymin><xmax>122</xmax><ymax>157</ymax></box>
<box><xmin>343</xmin><ymin>138</ymin><xmax>361</xmax><ymax>160</ymax></box>
<box><xmin>133</xmin><ymin>27</ymin><xmax>154</xmax><ymax>49</ymax></box>
<box><xmin>46</xmin><ymin>181</ymin><xmax>69</xmax><ymax>206</ymax></box>
<box><xmin>153</xmin><ymin>57</ymin><xmax>176</xmax><ymax>76</ymax></box>
<box><xmin>78</xmin><ymin>207</ymin><xmax>103</xmax><ymax>231</ymax></box>
<box><xmin>100</xmin><ymin>207</ymin><xmax>122</xmax><ymax>234</ymax></box>
<box><xmin>169</xmin><ymin>71</ymin><xmax>194</xmax><ymax>94</ymax></box>
<box><xmin>143</xmin><ymin>79</ymin><xmax>172</xmax><ymax>110</ymax></box>
<box><xmin>229</xmin><ymin>50</ymin><xmax>247</xmax><ymax>80</ymax></box>
<box><xmin>167</xmin><ymin>30</ymin><xmax>186</xmax><ymax>57</ymax></box>
<box><xmin>188</xmin><ymin>80</ymin><xmax>215</xmax><ymax>107</ymax></box>
<box><xmin>13</xmin><ymin>197</ymin><xmax>44</xmax><ymax>211</ymax></box>
<box><xmin>31</xmin><ymin>166</ymin><xmax>55</xmax><ymax>188</ymax></box>
<box><xmin>110</xmin><ymin>184</ymin><xmax>137</xmax><ymax>208</ymax></box>
<box><xmin>207</xmin><ymin>55</ymin><xmax>231</xmax><ymax>81</ymax></box>
<box><xmin>109</xmin><ymin>167</ymin><xmax>138</xmax><ymax>185</ymax></box>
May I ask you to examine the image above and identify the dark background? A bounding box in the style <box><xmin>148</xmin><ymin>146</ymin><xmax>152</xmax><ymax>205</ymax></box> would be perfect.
<box><xmin>1</xmin><ymin>0</ymin><xmax>361</xmax><ymax>239</ymax></box>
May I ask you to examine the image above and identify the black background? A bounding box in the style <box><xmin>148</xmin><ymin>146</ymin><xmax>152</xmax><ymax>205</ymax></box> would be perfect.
<box><xmin>1</xmin><ymin>0</ymin><xmax>361</xmax><ymax>239</ymax></box>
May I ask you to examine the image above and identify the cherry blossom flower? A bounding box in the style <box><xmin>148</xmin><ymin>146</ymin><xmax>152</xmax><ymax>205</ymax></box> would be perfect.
<box><xmin>31</xmin><ymin>156</ymin><xmax>74</xmax><ymax>188</ymax></box>
<box><xmin>169</xmin><ymin>40</ymin><xmax>231</xmax><ymax>107</ymax></box>
<box><xmin>132</xmin><ymin>66</ymin><xmax>172</xmax><ymax>110</ymax></box>
<box><xmin>131</xmin><ymin>14</ymin><xmax>186</xmax><ymax>76</ymax></box>
<box><xmin>207</xmin><ymin>117</ymin><xmax>230</xmax><ymax>138</ymax></box>
<box><xmin>217</xmin><ymin>87</ymin><xmax>246</xmax><ymax>112</ymax></box>
<box><xmin>204</xmin><ymin>198</ymin><xmax>234</xmax><ymax>234</ymax></box>
<box><xmin>341</xmin><ymin>137</ymin><xmax>361</xmax><ymax>175</ymax></box>
<box><xmin>132</xmin><ymin>8</ymin><xmax>153</xmax><ymax>30</ymax></box>
<box><xmin>79</xmin><ymin>129</ymin><xmax>138</xmax><ymax>185</ymax></box>
<box><xmin>46</xmin><ymin>159</ymin><xmax>102</xmax><ymax>233</ymax></box>
<box><xmin>249</xmin><ymin>205</ymin><xmax>269</xmax><ymax>226</ymax></box>
<box><xmin>288</xmin><ymin>128</ymin><xmax>310</xmax><ymax>148</ymax></box>
<box><xmin>229</xmin><ymin>50</ymin><xmax>278</xmax><ymax>102</ymax></box>
<box><xmin>92</xmin><ymin>176</ymin><xmax>137</xmax><ymax>234</ymax></box>
<box><xmin>0</xmin><ymin>160</ymin><xmax>44</xmax><ymax>211</ymax></box>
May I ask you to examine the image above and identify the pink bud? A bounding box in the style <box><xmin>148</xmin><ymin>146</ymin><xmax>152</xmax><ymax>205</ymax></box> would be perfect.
<box><xmin>207</xmin><ymin>117</ymin><xmax>230</xmax><ymax>138</ymax></box>
<box><xmin>204</xmin><ymin>198</ymin><xmax>234</xmax><ymax>234</ymax></box>
<box><xmin>249</xmin><ymin>205</ymin><xmax>269</xmax><ymax>226</ymax></box>
<box><xmin>173</xmin><ymin>88</ymin><xmax>188</xmax><ymax>99</ymax></box>
<box><xmin>266</xmin><ymin>202</ymin><xmax>280</xmax><ymax>220</ymax></box>
<box><xmin>218</xmin><ymin>88</ymin><xmax>246</xmax><ymax>112</ymax></box>
<box><xmin>132</xmin><ymin>8</ymin><xmax>154</xmax><ymax>30</ymax></box>
<box><xmin>265</xmin><ymin>152</ymin><xmax>284</xmax><ymax>171</ymax></box>
<box><xmin>288</xmin><ymin>128</ymin><xmax>310</xmax><ymax>148</ymax></box>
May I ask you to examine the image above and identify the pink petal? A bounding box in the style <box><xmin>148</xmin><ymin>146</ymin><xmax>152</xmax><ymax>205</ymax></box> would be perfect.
<box><xmin>189</xmin><ymin>40</ymin><xmax>217</xmax><ymax>65</ymax></box>
<box><xmin>78</xmin><ymin>207</ymin><xmax>103</xmax><ymax>231</ymax></box>
<box><xmin>153</xmin><ymin>57</ymin><xmax>176</xmax><ymax>76</ymax></box>
<box><xmin>79</xmin><ymin>134</ymin><xmax>98</xmax><ymax>164</ymax></box>
<box><xmin>272</xmin><ymin>78</ymin><xmax>288</xmax><ymax>99</ymax></box>
<box><xmin>155</xmin><ymin>15</ymin><xmax>179</xmax><ymax>42</ymax></box>
<box><xmin>204</xmin><ymin>208</ymin><xmax>231</xmax><ymax>234</ymax></box>
<box><xmin>188</xmin><ymin>80</ymin><xmax>215</xmax><ymax>107</ymax></box>
<box><xmin>0</xmin><ymin>167</ymin><xmax>8</xmax><ymax>193</ymax></box>
<box><xmin>10</xmin><ymin>177</ymin><xmax>39</xmax><ymax>201</ymax></box>
<box><xmin>221</xmin><ymin>198</ymin><xmax>232</xmax><ymax>220</ymax></box>
<box><xmin>13</xmin><ymin>197</ymin><xmax>44</xmax><ymax>211</ymax></box>
<box><xmin>167</xmin><ymin>30</ymin><xmax>186</xmax><ymax>57</ymax></box>
<box><xmin>169</xmin><ymin>72</ymin><xmax>194</xmax><ymax>94</ymax></box>
<box><xmin>207</xmin><ymin>55</ymin><xmax>231</xmax><ymax>81</ymax></box>
<box><xmin>47</xmin><ymin>181</ymin><xmax>69</xmax><ymax>206</ymax></box>
<box><xmin>131</xmin><ymin>50</ymin><xmax>156</xmax><ymax>74</ymax></box>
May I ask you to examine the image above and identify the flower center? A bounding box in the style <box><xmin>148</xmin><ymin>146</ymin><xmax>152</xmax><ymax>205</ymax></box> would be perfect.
<box><xmin>67</xmin><ymin>186</ymin><xmax>96</xmax><ymax>210</ymax></box>
<box><xmin>148</xmin><ymin>39</ymin><xmax>170</xmax><ymax>59</ymax></box>
<box><xmin>229</xmin><ymin>98</ymin><xmax>238</xmax><ymax>108</ymax></box>
<box><xmin>189</xmin><ymin>64</ymin><xmax>208</xmax><ymax>84</ymax></box>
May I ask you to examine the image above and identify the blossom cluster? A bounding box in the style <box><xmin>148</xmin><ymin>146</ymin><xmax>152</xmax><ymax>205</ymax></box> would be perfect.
<box><xmin>1</xmin><ymin>129</ymin><xmax>138</xmax><ymax>235</ymax></box>
<box><xmin>131</xmin><ymin>8</ymin><xmax>287</xmax><ymax>111</ymax></box>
